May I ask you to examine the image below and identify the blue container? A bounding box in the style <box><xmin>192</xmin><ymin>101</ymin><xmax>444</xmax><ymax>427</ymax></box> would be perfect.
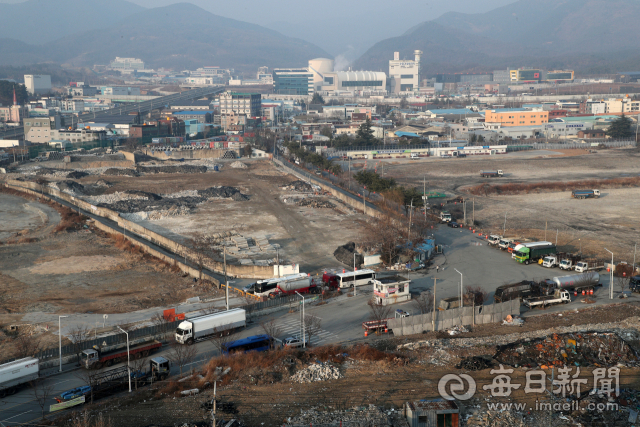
<box><xmin>214</xmin><ymin>165</ymin><xmax>219</xmax><ymax>171</ymax></box>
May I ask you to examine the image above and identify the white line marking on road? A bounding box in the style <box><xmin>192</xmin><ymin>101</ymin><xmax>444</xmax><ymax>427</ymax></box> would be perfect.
<box><xmin>1</xmin><ymin>409</ymin><xmax>32</xmax><ymax>422</ymax></box>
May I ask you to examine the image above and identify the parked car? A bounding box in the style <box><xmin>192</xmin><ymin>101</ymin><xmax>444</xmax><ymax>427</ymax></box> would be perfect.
<box><xmin>283</xmin><ymin>337</ymin><xmax>304</xmax><ymax>348</ymax></box>
<box><xmin>314</xmin><ymin>170</ymin><xmax>322</xmax><ymax>175</ymax></box>
<box><xmin>448</xmin><ymin>222</ymin><xmax>460</xmax><ymax>228</ymax></box>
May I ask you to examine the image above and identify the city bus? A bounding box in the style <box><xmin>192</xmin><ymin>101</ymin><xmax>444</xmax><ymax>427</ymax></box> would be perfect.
<box><xmin>222</xmin><ymin>335</ymin><xmax>272</xmax><ymax>355</ymax></box>
<box><xmin>322</xmin><ymin>269</ymin><xmax>376</xmax><ymax>289</ymax></box>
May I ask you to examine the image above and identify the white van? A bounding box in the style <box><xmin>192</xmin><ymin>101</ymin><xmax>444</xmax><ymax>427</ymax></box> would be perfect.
<box><xmin>410</xmin><ymin>153</ymin><xmax>419</xmax><ymax>160</ymax></box>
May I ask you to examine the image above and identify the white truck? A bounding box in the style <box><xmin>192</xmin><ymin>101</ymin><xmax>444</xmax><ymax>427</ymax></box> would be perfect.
<box><xmin>0</xmin><ymin>358</ymin><xmax>39</xmax><ymax>397</ymax></box>
<box><xmin>488</xmin><ymin>234</ymin><xmax>503</xmax><ymax>246</ymax></box>
<box><xmin>574</xmin><ymin>259</ymin><xmax>605</xmax><ymax>273</ymax></box>
<box><xmin>175</xmin><ymin>308</ymin><xmax>246</xmax><ymax>345</ymax></box>
<box><xmin>498</xmin><ymin>238</ymin><xmax>515</xmax><ymax>250</ymax></box>
<box><xmin>523</xmin><ymin>289</ymin><xmax>571</xmax><ymax>308</ymax></box>
<box><xmin>440</xmin><ymin>211</ymin><xmax>452</xmax><ymax>223</ymax></box>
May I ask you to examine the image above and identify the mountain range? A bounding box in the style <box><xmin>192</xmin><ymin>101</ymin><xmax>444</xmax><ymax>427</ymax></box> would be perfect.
<box><xmin>353</xmin><ymin>0</ymin><xmax>640</xmax><ymax>74</ymax></box>
<box><xmin>0</xmin><ymin>0</ymin><xmax>329</xmax><ymax>71</ymax></box>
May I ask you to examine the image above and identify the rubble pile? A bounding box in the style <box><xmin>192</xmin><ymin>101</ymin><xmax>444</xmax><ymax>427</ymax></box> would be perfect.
<box><xmin>333</xmin><ymin>242</ymin><xmax>364</xmax><ymax>268</ymax></box>
<box><xmin>198</xmin><ymin>186</ymin><xmax>247</xmax><ymax>200</ymax></box>
<box><xmin>94</xmin><ymin>179</ymin><xmax>112</xmax><ymax>188</ymax></box>
<box><xmin>287</xmin><ymin>404</ymin><xmax>408</xmax><ymax>427</ymax></box>
<box><xmin>102</xmin><ymin>168</ymin><xmax>140</xmax><ymax>177</ymax></box>
<box><xmin>297</xmin><ymin>198</ymin><xmax>335</xmax><ymax>208</ymax></box>
<box><xmin>229</xmin><ymin>161</ymin><xmax>247</xmax><ymax>169</ymax></box>
<box><xmin>290</xmin><ymin>363</ymin><xmax>342</xmax><ymax>383</ymax></box>
<box><xmin>281</xmin><ymin>180</ymin><xmax>314</xmax><ymax>192</ymax></box>
<box><xmin>456</xmin><ymin>356</ymin><xmax>492</xmax><ymax>371</ymax></box>
<box><xmin>55</xmin><ymin>180</ymin><xmax>86</xmax><ymax>195</ymax></box>
<box><xmin>86</xmin><ymin>191</ymin><xmax>151</xmax><ymax>205</ymax></box>
<box><xmin>66</xmin><ymin>170</ymin><xmax>89</xmax><ymax>179</ymax></box>
<box><xmin>136</xmin><ymin>165</ymin><xmax>207</xmax><ymax>174</ymax></box>
<box><xmin>465</xmin><ymin>409</ymin><xmax>529</xmax><ymax>427</ymax></box>
<box><xmin>446</xmin><ymin>325</ymin><xmax>469</xmax><ymax>335</ymax></box>
<box><xmin>35</xmin><ymin>167</ymin><xmax>68</xmax><ymax>177</ymax></box>
<box><xmin>495</xmin><ymin>331</ymin><xmax>640</xmax><ymax>368</ymax></box>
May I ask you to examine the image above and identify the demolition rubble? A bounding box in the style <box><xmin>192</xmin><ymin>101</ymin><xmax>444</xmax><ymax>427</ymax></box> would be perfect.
<box><xmin>290</xmin><ymin>363</ymin><xmax>343</xmax><ymax>383</ymax></box>
<box><xmin>286</xmin><ymin>404</ymin><xmax>408</xmax><ymax>427</ymax></box>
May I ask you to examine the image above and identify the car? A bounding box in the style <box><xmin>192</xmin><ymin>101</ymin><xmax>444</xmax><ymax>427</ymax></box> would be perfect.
<box><xmin>283</xmin><ymin>337</ymin><xmax>305</xmax><ymax>348</ymax></box>
<box><xmin>448</xmin><ymin>222</ymin><xmax>460</xmax><ymax>228</ymax></box>
<box><xmin>314</xmin><ymin>170</ymin><xmax>322</xmax><ymax>175</ymax></box>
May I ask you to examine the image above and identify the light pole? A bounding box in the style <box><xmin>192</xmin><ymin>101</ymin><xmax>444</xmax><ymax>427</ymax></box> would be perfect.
<box><xmin>58</xmin><ymin>315</ymin><xmax>68</xmax><ymax>372</ymax></box>
<box><xmin>454</xmin><ymin>269</ymin><xmax>463</xmax><ymax>310</ymax></box>
<box><xmin>295</xmin><ymin>291</ymin><xmax>305</xmax><ymax>348</ymax></box>
<box><xmin>604</xmin><ymin>248</ymin><xmax>614</xmax><ymax>300</ymax></box>
<box><xmin>116</xmin><ymin>326</ymin><xmax>132</xmax><ymax>392</ymax></box>
<box><xmin>353</xmin><ymin>253</ymin><xmax>357</xmax><ymax>297</ymax></box>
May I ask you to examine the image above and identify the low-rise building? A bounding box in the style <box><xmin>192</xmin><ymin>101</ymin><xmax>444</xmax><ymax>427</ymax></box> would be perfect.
<box><xmin>484</xmin><ymin>109</ymin><xmax>548</xmax><ymax>127</ymax></box>
<box><xmin>50</xmin><ymin>129</ymin><xmax>107</xmax><ymax>143</ymax></box>
<box><xmin>23</xmin><ymin>117</ymin><xmax>60</xmax><ymax>143</ymax></box>
<box><xmin>0</xmin><ymin>105</ymin><xmax>28</xmax><ymax>123</ymax></box>
<box><xmin>171</xmin><ymin>111</ymin><xmax>213</xmax><ymax>124</ymax></box>
<box><xmin>373</xmin><ymin>275</ymin><xmax>411</xmax><ymax>306</ymax></box>
<box><xmin>404</xmin><ymin>399</ymin><xmax>459</xmax><ymax>427</ymax></box>
<box><xmin>578</xmin><ymin>129</ymin><xmax>606</xmax><ymax>139</ymax></box>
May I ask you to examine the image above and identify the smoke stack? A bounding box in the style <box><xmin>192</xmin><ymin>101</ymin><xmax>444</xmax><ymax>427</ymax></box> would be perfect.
<box><xmin>13</xmin><ymin>87</ymin><xmax>17</xmax><ymax>106</ymax></box>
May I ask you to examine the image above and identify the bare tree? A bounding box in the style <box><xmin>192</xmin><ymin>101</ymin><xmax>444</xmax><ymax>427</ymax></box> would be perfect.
<box><xmin>411</xmin><ymin>290</ymin><xmax>433</xmax><ymax>314</ymax></box>
<box><xmin>260</xmin><ymin>319</ymin><xmax>282</xmax><ymax>349</ymax></box>
<box><xmin>130</xmin><ymin>356</ymin><xmax>148</xmax><ymax>390</ymax></box>
<box><xmin>362</xmin><ymin>216</ymin><xmax>407</xmax><ymax>265</ymax></box>
<box><xmin>464</xmin><ymin>286</ymin><xmax>489</xmax><ymax>306</ymax></box>
<box><xmin>166</xmin><ymin>340</ymin><xmax>197</xmax><ymax>375</ymax></box>
<box><xmin>12</xmin><ymin>332</ymin><xmax>43</xmax><ymax>359</ymax></box>
<box><xmin>66</xmin><ymin>410</ymin><xmax>113</xmax><ymax>427</ymax></box>
<box><xmin>574</xmin><ymin>271</ymin><xmax>598</xmax><ymax>292</ymax></box>
<box><xmin>150</xmin><ymin>312</ymin><xmax>173</xmax><ymax>337</ymax></box>
<box><xmin>367</xmin><ymin>297</ymin><xmax>392</xmax><ymax>334</ymax></box>
<box><xmin>31</xmin><ymin>379</ymin><xmax>54</xmax><ymax>419</ymax></box>
<box><xmin>74</xmin><ymin>368</ymin><xmax>102</xmax><ymax>405</ymax></box>
<box><xmin>615</xmin><ymin>263</ymin><xmax>635</xmax><ymax>295</ymax></box>
<box><xmin>208</xmin><ymin>326</ymin><xmax>238</xmax><ymax>355</ymax></box>
<box><xmin>303</xmin><ymin>315</ymin><xmax>322</xmax><ymax>346</ymax></box>
<box><xmin>188</xmin><ymin>232</ymin><xmax>221</xmax><ymax>280</ymax></box>
<box><xmin>68</xmin><ymin>325</ymin><xmax>92</xmax><ymax>363</ymax></box>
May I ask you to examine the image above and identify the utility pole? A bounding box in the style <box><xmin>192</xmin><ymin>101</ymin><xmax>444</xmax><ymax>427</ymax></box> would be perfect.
<box><xmin>353</xmin><ymin>253</ymin><xmax>357</xmax><ymax>297</ymax></box>
<box><xmin>503</xmin><ymin>211</ymin><xmax>507</xmax><ymax>236</ymax></box>
<box><xmin>276</xmin><ymin>249</ymin><xmax>280</xmax><ymax>278</ymax></box>
<box><xmin>545</xmin><ymin>221</ymin><xmax>547</xmax><ymax>241</ymax></box>
<box><xmin>472</xmin><ymin>198</ymin><xmax>475</xmax><ymax>227</ymax></box>
<box><xmin>408</xmin><ymin>199</ymin><xmax>413</xmax><ymax>240</ymax></box>
<box><xmin>363</xmin><ymin>187</ymin><xmax>366</xmax><ymax>215</ymax></box>
<box><xmin>556</xmin><ymin>229</ymin><xmax>558</xmax><ymax>246</ymax></box>
<box><xmin>463</xmin><ymin>199</ymin><xmax>466</xmax><ymax>226</ymax></box>
<box><xmin>211</xmin><ymin>382</ymin><xmax>217</xmax><ymax>427</ymax></box>
<box><xmin>224</xmin><ymin>247</ymin><xmax>228</xmax><ymax>311</ymax></box>
<box><xmin>423</xmin><ymin>176</ymin><xmax>427</xmax><ymax>222</ymax></box>
<box><xmin>432</xmin><ymin>277</ymin><xmax>438</xmax><ymax>332</ymax></box>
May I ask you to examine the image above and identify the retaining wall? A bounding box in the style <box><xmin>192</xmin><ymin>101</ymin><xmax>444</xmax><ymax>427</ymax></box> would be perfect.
<box><xmin>387</xmin><ymin>299</ymin><xmax>521</xmax><ymax>336</ymax></box>
<box><xmin>142</xmin><ymin>148</ymin><xmax>238</xmax><ymax>160</ymax></box>
<box><xmin>4</xmin><ymin>180</ymin><xmax>275</xmax><ymax>279</ymax></box>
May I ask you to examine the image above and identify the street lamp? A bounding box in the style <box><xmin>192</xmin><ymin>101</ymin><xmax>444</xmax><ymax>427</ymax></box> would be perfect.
<box><xmin>116</xmin><ymin>326</ymin><xmax>132</xmax><ymax>392</ymax></box>
<box><xmin>604</xmin><ymin>248</ymin><xmax>614</xmax><ymax>300</ymax></box>
<box><xmin>59</xmin><ymin>316</ymin><xmax>68</xmax><ymax>372</ymax></box>
<box><xmin>454</xmin><ymin>269</ymin><xmax>463</xmax><ymax>310</ymax></box>
<box><xmin>295</xmin><ymin>291</ymin><xmax>305</xmax><ymax>348</ymax></box>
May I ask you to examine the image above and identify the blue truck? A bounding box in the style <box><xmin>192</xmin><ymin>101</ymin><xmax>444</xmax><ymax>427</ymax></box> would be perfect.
<box><xmin>571</xmin><ymin>189</ymin><xmax>600</xmax><ymax>199</ymax></box>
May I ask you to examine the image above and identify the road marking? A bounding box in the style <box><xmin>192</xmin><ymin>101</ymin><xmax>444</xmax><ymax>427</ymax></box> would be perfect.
<box><xmin>1</xmin><ymin>409</ymin><xmax>31</xmax><ymax>422</ymax></box>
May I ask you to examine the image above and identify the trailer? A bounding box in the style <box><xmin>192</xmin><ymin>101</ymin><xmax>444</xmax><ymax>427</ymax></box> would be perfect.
<box><xmin>493</xmin><ymin>280</ymin><xmax>536</xmax><ymax>303</ymax></box>
<box><xmin>572</xmin><ymin>189</ymin><xmax>600</xmax><ymax>199</ymax></box>
<box><xmin>513</xmin><ymin>242</ymin><xmax>556</xmax><ymax>265</ymax></box>
<box><xmin>176</xmin><ymin>308</ymin><xmax>246</xmax><ymax>345</ymax></box>
<box><xmin>480</xmin><ymin>170</ymin><xmax>504</xmax><ymax>177</ymax></box>
<box><xmin>524</xmin><ymin>289</ymin><xmax>571</xmax><ymax>308</ymax></box>
<box><xmin>81</xmin><ymin>340</ymin><xmax>162</xmax><ymax>369</ymax></box>
<box><xmin>272</xmin><ymin>276</ymin><xmax>320</xmax><ymax>296</ymax></box>
<box><xmin>537</xmin><ymin>272</ymin><xmax>601</xmax><ymax>295</ymax></box>
<box><xmin>0</xmin><ymin>358</ymin><xmax>39</xmax><ymax>397</ymax></box>
<box><xmin>574</xmin><ymin>259</ymin><xmax>605</xmax><ymax>273</ymax></box>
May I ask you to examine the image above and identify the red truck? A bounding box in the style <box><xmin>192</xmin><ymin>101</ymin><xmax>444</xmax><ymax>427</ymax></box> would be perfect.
<box><xmin>80</xmin><ymin>340</ymin><xmax>162</xmax><ymax>369</ymax></box>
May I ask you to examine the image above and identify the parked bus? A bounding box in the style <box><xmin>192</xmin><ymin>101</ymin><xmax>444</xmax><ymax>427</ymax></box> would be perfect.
<box><xmin>322</xmin><ymin>269</ymin><xmax>376</xmax><ymax>289</ymax></box>
<box><xmin>222</xmin><ymin>334</ymin><xmax>272</xmax><ymax>355</ymax></box>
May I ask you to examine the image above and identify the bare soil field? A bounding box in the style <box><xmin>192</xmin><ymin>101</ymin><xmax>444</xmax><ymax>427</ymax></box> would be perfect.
<box><xmin>66</xmin><ymin>160</ymin><xmax>368</xmax><ymax>272</ymax></box>
<box><xmin>380</xmin><ymin>147</ymin><xmax>640</xmax><ymax>257</ymax></box>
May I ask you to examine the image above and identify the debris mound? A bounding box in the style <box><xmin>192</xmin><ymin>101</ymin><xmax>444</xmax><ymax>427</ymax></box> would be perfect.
<box><xmin>287</xmin><ymin>404</ymin><xmax>408</xmax><ymax>426</ymax></box>
<box><xmin>94</xmin><ymin>179</ymin><xmax>113</xmax><ymax>188</ymax></box>
<box><xmin>231</xmin><ymin>192</ymin><xmax>250</xmax><ymax>201</ymax></box>
<box><xmin>198</xmin><ymin>186</ymin><xmax>247</xmax><ymax>200</ymax></box>
<box><xmin>456</xmin><ymin>356</ymin><xmax>492</xmax><ymax>371</ymax></box>
<box><xmin>66</xmin><ymin>171</ymin><xmax>89</xmax><ymax>179</ymax></box>
<box><xmin>494</xmin><ymin>331</ymin><xmax>640</xmax><ymax>368</ymax></box>
<box><xmin>229</xmin><ymin>161</ymin><xmax>247</xmax><ymax>169</ymax></box>
<box><xmin>290</xmin><ymin>363</ymin><xmax>342</xmax><ymax>383</ymax></box>
<box><xmin>136</xmin><ymin>165</ymin><xmax>207</xmax><ymax>174</ymax></box>
<box><xmin>297</xmin><ymin>198</ymin><xmax>335</xmax><ymax>208</ymax></box>
<box><xmin>102</xmin><ymin>168</ymin><xmax>139</xmax><ymax>177</ymax></box>
<box><xmin>333</xmin><ymin>241</ymin><xmax>363</xmax><ymax>268</ymax></box>
<box><xmin>57</xmin><ymin>180</ymin><xmax>85</xmax><ymax>195</ymax></box>
<box><xmin>281</xmin><ymin>180</ymin><xmax>313</xmax><ymax>192</ymax></box>
<box><xmin>125</xmin><ymin>190</ymin><xmax>162</xmax><ymax>200</ymax></box>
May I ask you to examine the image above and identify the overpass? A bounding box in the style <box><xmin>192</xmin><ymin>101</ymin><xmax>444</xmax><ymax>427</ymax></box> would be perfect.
<box><xmin>0</xmin><ymin>86</ymin><xmax>225</xmax><ymax>140</ymax></box>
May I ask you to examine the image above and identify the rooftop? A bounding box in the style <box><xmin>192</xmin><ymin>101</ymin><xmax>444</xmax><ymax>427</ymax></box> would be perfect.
<box><xmin>409</xmin><ymin>399</ymin><xmax>459</xmax><ymax>411</ymax></box>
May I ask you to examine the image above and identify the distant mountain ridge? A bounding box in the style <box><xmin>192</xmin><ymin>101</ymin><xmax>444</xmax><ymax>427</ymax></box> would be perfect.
<box><xmin>354</xmin><ymin>0</ymin><xmax>640</xmax><ymax>74</ymax></box>
<box><xmin>0</xmin><ymin>2</ymin><xmax>329</xmax><ymax>71</ymax></box>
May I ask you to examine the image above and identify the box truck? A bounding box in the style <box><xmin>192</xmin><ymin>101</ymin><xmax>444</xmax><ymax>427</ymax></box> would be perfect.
<box><xmin>0</xmin><ymin>358</ymin><xmax>39</xmax><ymax>397</ymax></box>
<box><xmin>176</xmin><ymin>308</ymin><xmax>246</xmax><ymax>345</ymax></box>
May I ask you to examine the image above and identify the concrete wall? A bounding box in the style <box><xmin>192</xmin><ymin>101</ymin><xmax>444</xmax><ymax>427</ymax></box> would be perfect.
<box><xmin>4</xmin><ymin>180</ymin><xmax>275</xmax><ymax>279</ymax></box>
<box><xmin>142</xmin><ymin>148</ymin><xmax>239</xmax><ymax>160</ymax></box>
<box><xmin>387</xmin><ymin>299</ymin><xmax>521</xmax><ymax>336</ymax></box>
<box><xmin>58</xmin><ymin>160</ymin><xmax>134</xmax><ymax>170</ymax></box>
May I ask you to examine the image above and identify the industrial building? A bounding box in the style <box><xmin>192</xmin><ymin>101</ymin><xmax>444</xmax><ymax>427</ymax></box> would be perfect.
<box><xmin>272</xmin><ymin>68</ymin><xmax>313</xmax><ymax>95</ymax></box>
<box><xmin>108</xmin><ymin>57</ymin><xmax>145</xmax><ymax>71</ymax></box>
<box><xmin>389</xmin><ymin>51</ymin><xmax>421</xmax><ymax>94</ymax></box>
<box><xmin>308</xmin><ymin>58</ymin><xmax>335</xmax><ymax>92</ymax></box>
<box><xmin>546</xmin><ymin>70</ymin><xmax>575</xmax><ymax>82</ymax></box>
<box><xmin>510</xmin><ymin>68</ymin><xmax>543</xmax><ymax>82</ymax></box>
<box><xmin>24</xmin><ymin>75</ymin><xmax>52</xmax><ymax>95</ymax></box>
<box><xmin>484</xmin><ymin>109</ymin><xmax>549</xmax><ymax>127</ymax></box>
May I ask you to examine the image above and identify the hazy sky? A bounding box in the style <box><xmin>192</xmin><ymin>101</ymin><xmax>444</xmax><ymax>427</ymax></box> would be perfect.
<box><xmin>125</xmin><ymin>0</ymin><xmax>519</xmax><ymax>59</ymax></box>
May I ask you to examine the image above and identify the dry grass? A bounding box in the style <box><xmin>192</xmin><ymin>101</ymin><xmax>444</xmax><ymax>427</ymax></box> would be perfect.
<box><xmin>466</xmin><ymin>176</ymin><xmax>640</xmax><ymax>196</ymax></box>
<box><xmin>54</xmin><ymin>207</ymin><xmax>87</xmax><ymax>233</ymax></box>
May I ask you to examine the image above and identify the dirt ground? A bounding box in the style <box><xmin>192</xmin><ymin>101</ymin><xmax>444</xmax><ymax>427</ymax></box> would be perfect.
<box><xmin>63</xmin><ymin>160</ymin><xmax>368</xmax><ymax>273</ymax></box>
<box><xmin>378</xmin><ymin>147</ymin><xmax>640</xmax><ymax>258</ymax></box>
<box><xmin>58</xmin><ymin>303</ymin><xmax>640</xmax><ymax>427</ymax></box>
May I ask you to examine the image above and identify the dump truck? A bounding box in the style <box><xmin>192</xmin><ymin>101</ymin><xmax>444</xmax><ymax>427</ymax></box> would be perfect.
<box><xmin>493</xmin><ymin>280</ymin><xmax>536</xmax><ymax>303</ymax></box>
<box><xmin>572</xmin><ymin>189</ymin><xmax>600</xmax><ymax>199</ymax></box>
<box><xmin>480</xmin><ymin>170</ymin><xmax>503</xmax><ymax>177</ymax></box>
<box><xmin>81</xmin><ymin>340</ymin><xmax>162</xmax><ymax>369</ymax></box>
<box><xmin>574</xmin><ymin>259</ymin><xmax>605</xmax><ymax>273</ymax></box>
<box><xmin>176</xmin><ymin>308</ymin><xmax>246</xmax><ymax>345</ymax></box>
<box><xmin>514</xmin><ymin>242</ymin><xmax>556</xmax><ymax>265</ymax></box>
<box><xmin>523</xmin><ymin>289</ymin><xmax>571</xmax><ymax>308</ymax></box>
<box><xmin>537</xmin><ymin>272</ymin><xmax>601</xmax><ymax>295</ymax></box>
<box><xmin>0</xmin><ymin>358</ymin><xmax>39</xmax><ymax>397</ymax></box>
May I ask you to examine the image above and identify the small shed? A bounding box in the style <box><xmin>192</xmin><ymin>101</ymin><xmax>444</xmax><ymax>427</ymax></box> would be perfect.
<box><xmin>405</xmin><ymin>399</ymin><xmax>459</xmax><ymax>427</ymax></box>
<box><xmin>373</xmin><ymin>275</ymin><xmax>411</xmax><ymax>306</ymax></box>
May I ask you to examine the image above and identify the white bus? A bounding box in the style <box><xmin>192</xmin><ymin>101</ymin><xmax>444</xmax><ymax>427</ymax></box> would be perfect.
<box><xmin>246</xmin><ymin>273</ymin><xmax>310</xmax><ymax>297</ymax></box>
<box><xmin>323</xmin><ymin>269</ymin><xmax>376</xmax><ymax>289</ymax></box>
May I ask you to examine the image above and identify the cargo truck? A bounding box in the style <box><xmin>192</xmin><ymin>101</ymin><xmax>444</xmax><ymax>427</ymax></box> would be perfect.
<box><xmin>493</xmin><ymin>280</ymin><xmax>536</xmax><ymax>303</ymax></box>
<box><xmin>542</xmin><ymin>253</ymin><xmax>581</xmax><ymax>269</ymax></box>
<box><xmin>537</xmin><ymin>272</ymin><xmax>601</xmax><ymax>295</ymax></box>
<box><xmin>175</xmin><ymin>308</ymin><xmax>246</xmax><ymax>345</ymax></box>
<box><xmin>574</xmin><ymin>259</ymin><xmax>605</xmax><ymax>273</ymax></box>
<box><xmin>271</xmin><ymin>275</ymin><xmax>320</xmax><ymax>296</ymax></box>
<box><xmin>514</xmin><ymin>242</ymin><xmax>556</xmax><ymax>265</ymax></box>
<box><xmin>498</xmin><ymin>238</ymin><xmax>516</xmax><ymax>250</ymax></box>
<box><xmin>0</xmin><ymin>357</ymin><xmax>39</xmax><ymax>397</ymax></box>
<box><xmin>81</xmin><ymin>340</ymin><xmax>162</xmax><ymax>369</ymax></box>
<box><xmin>524</xmin><ymin>289</ymin><xmax>571</xmax><ymax>308</ymax></box>
<box><xmin>480</xmin><ymin>170</ymin><xmax>503</xmax><ymax>177</ymax></box>
<box><xmin>247</xmin><ymin>273</ymin><xmax>313</xmax><ymax>298</ymax></box>
<box><xmin>572</xmin><ymin>189</ymin><xmax>600</xmax><ymax>199</ymax></box>
<box><xmin>440</xmin><ymin>211</ymin><xmax>452</xmax><ymax>222</ymax></box>
<box><xmin>488</xmin><ymin>234</ymin><xmax>502</xmax><ymax>246</ymax></box>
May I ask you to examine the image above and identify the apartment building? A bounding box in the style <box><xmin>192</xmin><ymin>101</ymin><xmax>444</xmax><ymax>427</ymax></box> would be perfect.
<box><xmin>484</xmin><ymin>110</ymin><xmax>549</xmax><ymax>127</ymax></box>
<box><xmin>219</xmin><ymin>92</ymin><xmax>261</xmax><ymax>117</ymax></box>
<box><xmin>23</xmin><ymin>117</ymin><xmax>60</xmax><ymax>143</ymax></box>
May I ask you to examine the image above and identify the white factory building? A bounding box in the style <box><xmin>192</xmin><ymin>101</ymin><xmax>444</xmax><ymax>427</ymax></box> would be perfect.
<box><xmin>24</xmin><ymin>75</ymin><xmax>52</xmax><ymax>95</ymax></box>
<box><xmin>389</xmin><ymin>51</ymin><xmax>421</xmax><ymax>94</ymax></box>
<box><xmin>309</xmin><ymin>58</ymin><xmax>387</xmax><ymax>96</ymax></box>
